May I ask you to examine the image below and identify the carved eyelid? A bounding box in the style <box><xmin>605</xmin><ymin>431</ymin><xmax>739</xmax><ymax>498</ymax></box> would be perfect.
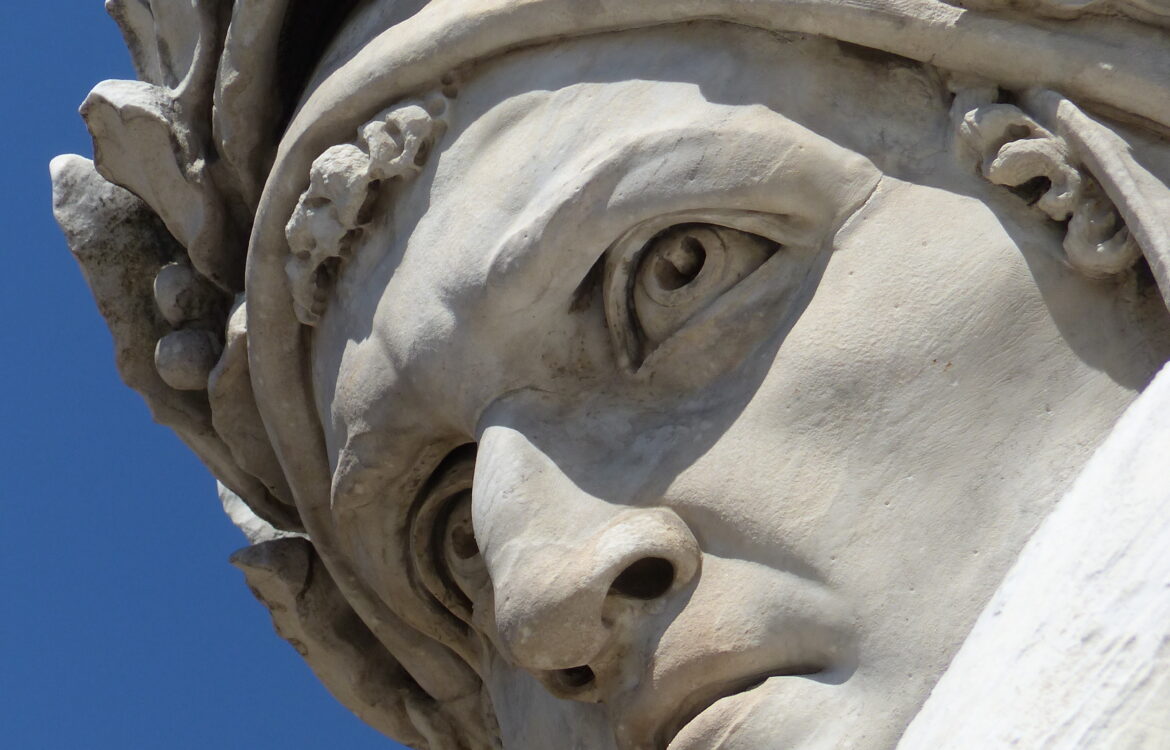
<box><xmin>408</xmin><ymin>446</ymin><xmax>481</xmax><ymax>632</ymax></box>
<box><xmin>601</xmin><ymin>210</ymin><xmax>815</xmax><ymax>372</ymax></box>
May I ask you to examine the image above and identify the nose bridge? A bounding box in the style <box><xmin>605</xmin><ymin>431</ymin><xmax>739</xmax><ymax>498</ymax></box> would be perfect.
<box><xmin>475</xmin><ymin>422</ymin><xmax>699</xmax><ymax>672</ymax></box>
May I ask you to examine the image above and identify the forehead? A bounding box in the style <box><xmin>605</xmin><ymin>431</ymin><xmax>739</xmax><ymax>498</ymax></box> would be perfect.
<box><xmin>310</xmin><ymin>24</ymin><xmax>945</xmax><ymax>462</ymax></box>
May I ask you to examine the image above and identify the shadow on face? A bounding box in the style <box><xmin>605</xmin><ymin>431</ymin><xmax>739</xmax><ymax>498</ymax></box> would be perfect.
<box><xmin>310</xmin><ymin>23</ymin><xmax>1170</xmax><ymax>750</ymax></box>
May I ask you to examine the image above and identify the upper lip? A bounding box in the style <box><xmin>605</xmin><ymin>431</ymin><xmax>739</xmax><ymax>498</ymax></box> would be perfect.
<box><xmin>600</xmin><ymin>554</ymin><xmax>856</xmax><ymax>750</ymax></box>
<box><xmin>657</xmin><ymin>665</ymin><xmax>826</xmax><ymax>750</ymax></box>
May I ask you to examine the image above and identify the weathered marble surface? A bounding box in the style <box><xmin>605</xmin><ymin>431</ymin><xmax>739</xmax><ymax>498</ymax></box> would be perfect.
<box><xmin>900</xmin><ymin>361</ymin><xmax>1170</xmax><ymax>748</ymax></box>
<box><xmin>54</xmin><ymin>2</ymin><xmax>1170</xmax><ymax>749</ymax></box>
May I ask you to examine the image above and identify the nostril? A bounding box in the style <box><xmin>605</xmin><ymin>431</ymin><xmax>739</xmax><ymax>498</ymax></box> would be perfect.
<box><xmin>610</xmin><ymin>557</ymin><xmax>675</xmax><ymax>600</ymax></box>
<box><xmin>555</xmin><ymin>665</ymin><xmax>596</xmax><ymax>690</ymax></box>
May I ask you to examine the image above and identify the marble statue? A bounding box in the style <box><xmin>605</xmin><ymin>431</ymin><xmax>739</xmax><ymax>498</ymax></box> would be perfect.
<box><xmin>53</xmin><ymin>1</ymin><xmax>1170</xmax><ymax>748</ymax></box>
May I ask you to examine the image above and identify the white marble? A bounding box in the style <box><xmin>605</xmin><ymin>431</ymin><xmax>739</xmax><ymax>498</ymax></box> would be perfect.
<box><xmin>54</xmin><ymin>2</ymin><xmax>1170</xmax><ymax>748</ymax></box>
<box><xmin>900</xmin><ymin>361</ymin><xmax>1170</xmax><ymax>749</ymax></box>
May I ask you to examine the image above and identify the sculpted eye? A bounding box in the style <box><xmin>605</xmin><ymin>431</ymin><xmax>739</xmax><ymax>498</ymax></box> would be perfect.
<box><xmin>605</xmin><ymin>217</ymin><xmax>785</xmax><ymax>370</ymax></box>
<box><xmin>440</xmin><ymin>490</ymin><xmax>489</xmax><ymax>602</ymax></box>
<box><xmin>410</xmin><ymin>446</ymin><xmax>488</xmax><ymax>627</ymax></box>
<box><xmin>632</xmin><ymin>224</ymin><xmax>779</xmax><ymax>347</ymax></box>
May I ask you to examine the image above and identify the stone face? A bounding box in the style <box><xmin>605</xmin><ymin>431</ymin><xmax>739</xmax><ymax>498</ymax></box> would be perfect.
<box><xmin>55</xmin><ymin>2</ymin><xmax>1170</xmax><ymax>749</ymax></box>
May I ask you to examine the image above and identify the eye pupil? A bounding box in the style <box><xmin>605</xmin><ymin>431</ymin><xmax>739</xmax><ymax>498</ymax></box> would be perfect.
<box><xmin>450</xmin><ymin>521</ymin><xmax>480</xmax><ymax>560</ymax></box>
<box><xmin>616</xmin><ymin>222</ymin><xmax>780</xmax><ymax>367</ymax></box>
<box><xmin>653</xmin><ymin>235</ymin><xmax>707</xmax><ymax>291</ymax></box>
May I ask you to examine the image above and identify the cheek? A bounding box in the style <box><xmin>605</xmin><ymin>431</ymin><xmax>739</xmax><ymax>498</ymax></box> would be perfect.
<box><xmin>662</xmin><ymin>180</ymin><xmax>1050</xmax><ymax>565</ymax></box>
<box><xmin>774</xmin><ymin>178</ymin><xmax>1049</xmax><ymax>444</ymax></box>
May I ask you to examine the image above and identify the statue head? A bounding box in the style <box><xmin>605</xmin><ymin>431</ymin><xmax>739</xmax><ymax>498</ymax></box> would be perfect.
<box><xmin>54</xmin><ymin>2</ymin><xmax>1170</xmax><ymax>748</ymax></box>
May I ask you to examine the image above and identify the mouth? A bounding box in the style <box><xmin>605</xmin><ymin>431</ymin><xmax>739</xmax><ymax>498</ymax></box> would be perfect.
<box><xmin>658</xmin><ymin>664</ymin><xmax>826</xmax><ymax>750</ymax></box>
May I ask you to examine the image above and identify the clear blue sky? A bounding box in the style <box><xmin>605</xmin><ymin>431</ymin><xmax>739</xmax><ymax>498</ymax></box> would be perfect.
<box><xmin>1</xmin><ymin>3</ymin><xmax>405</xmax><ymax>748</ymax></box>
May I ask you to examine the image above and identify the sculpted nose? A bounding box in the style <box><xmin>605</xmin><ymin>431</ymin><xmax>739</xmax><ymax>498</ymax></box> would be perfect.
<box><xmin>494</xmin><ymin>507</ymin><xmax>700</xmax><ymax>672</ymax></box>
<box><xmin>475</xmin><ymin>427</ymin><xmax>701</xmax><ymax>673</ymax></box>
